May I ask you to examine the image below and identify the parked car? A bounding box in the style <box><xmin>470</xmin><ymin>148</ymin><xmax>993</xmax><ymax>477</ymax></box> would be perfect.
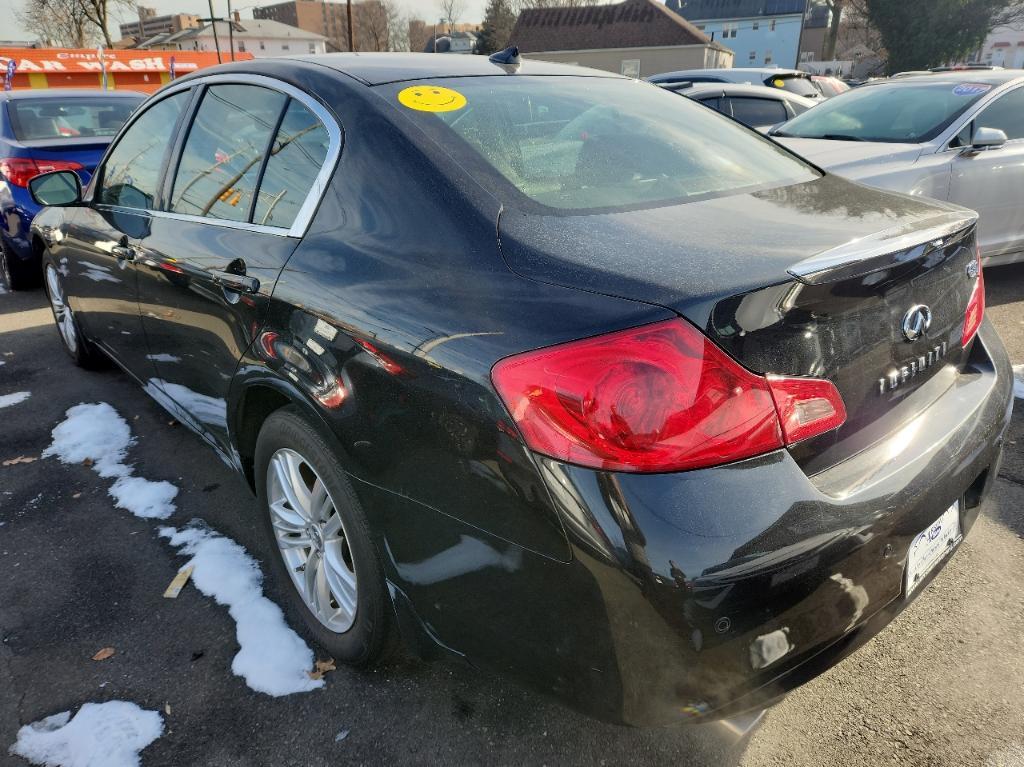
<box><xmin>648</xmin><ymin>67</ymin><xmax>823</xmax><ymax>100</ymax></box>
<box><xmin>29</xmin><ymin>53</ymin><xmax>1011</xmax><ymax>726</ymax></box>
<box><xmin>772</xmin><ymin>70</ymin><xmax>1024</xmax><ymax>266</ymax></box>
<box><xmin>662</xmin><ymin>82</ymin><xmax>815</xmax><ymax>131</ymax></box>
<box><xmin>811</xmin><ymin>74</ymin><xmax>851</xmax><ymax>98</ymax></box>
<box><xmin>0</xmin><ymin>89</ymin><xmax>143</xmax><ymax>289</ymax></box>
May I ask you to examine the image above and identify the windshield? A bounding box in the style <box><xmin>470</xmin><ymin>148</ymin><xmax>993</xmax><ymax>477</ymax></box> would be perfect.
<box><xmin>384</xmin><ymin>76</ymin><xmax>817</xmax><ymax>213</ymax></box>
<box><xmin>8</xmin><ymin>97</ymin><xmax>141</xmax><ymax>141</ymax></box>
<box><xmin>775</xmin><ymin>81</ymin><xmax>992</xmax><ymax>143</ymax></box>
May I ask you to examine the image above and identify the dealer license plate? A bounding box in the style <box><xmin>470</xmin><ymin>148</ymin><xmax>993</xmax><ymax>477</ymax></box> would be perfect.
<box><xmin>905</xmin><ymin>501</ymin><xmax>962</xmax><ymax>597</ymax></box>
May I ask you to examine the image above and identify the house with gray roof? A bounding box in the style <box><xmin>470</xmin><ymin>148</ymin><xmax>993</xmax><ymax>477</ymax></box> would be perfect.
<box><xmin>510</xmin><ymin>0</ymin><xmax>732</xmax><ymax>79</ymax></box>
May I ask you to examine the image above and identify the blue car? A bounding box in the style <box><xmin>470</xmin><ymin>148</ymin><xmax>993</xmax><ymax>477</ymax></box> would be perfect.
<box><xmin>1</xmin><ymin>88</ymin><xmax>143</xmax><ymax>289</ymax></box>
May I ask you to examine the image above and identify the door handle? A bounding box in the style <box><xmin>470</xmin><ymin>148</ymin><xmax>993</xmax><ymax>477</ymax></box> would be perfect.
<box><xmin>111</xmin><ymin>244</ymin><xmax>135</xmax><ymax>262</ymax></box>
<box><xmin>210</xmin><ymin>269</ymin><xmax>259</xmax><ymax>294</ymax></box>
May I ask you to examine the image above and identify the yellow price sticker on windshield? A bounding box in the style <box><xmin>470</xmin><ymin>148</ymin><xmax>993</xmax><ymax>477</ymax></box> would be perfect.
<box><xmin>397</xmin><ymin>85</ymin><xmax>467</xmax><ymax>113</ymax></box>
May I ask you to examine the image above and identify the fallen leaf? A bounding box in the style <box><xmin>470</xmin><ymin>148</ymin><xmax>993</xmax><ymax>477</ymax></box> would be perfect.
<box><xmin>164</xmin><ymin>702</ymin><xmax>171</xmax><ymax>715</ymax></box>
<box><xmin>92</xmin><ymin>647</ymin><xmax>115</xmax><ymax>661</ymax></box>
<box><xmin>2</xmin><ymin>456</ymin><xmax>37</xmax><ymax>466</ymax></box>
<box><xmin>72</xmin><ymin>492</ymin><xmax>82</xmax><ymax>499</ymax></box>
<box><xmin>82</xmin><ymin>458</ymin><xmax>94</xmax><ymax>467</ymax></box>
<box><xmin>308</xmin><ymin>658</ymin><xmax>337</xmax><ymax>680</ymax></box>
<box><xmin>163</xmin><ymin>565</ymin><xmax>194</xmax><ymax>599</ymax></box>
<box><xmin>335</xmin><ymin>729</ymin><xmax>350</xmax><ymax>742</ymax></box>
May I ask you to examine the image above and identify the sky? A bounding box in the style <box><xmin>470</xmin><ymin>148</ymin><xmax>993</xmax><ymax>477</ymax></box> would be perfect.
<box><xmin>3</xmin><ymin>0</ymin><xmax>491</xmax><ymax>44</ymax></box>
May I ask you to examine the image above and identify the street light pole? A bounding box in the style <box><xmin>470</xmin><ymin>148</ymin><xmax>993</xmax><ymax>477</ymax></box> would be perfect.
<box><xmin>227</xmin><ymin>0</ymin><xmax>235</xmax><ymax>61</ymax></box>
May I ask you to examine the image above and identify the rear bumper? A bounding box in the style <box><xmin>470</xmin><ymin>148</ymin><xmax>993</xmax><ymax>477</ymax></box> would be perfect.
<box><xmin>534</xmin><ymin>318</ymin><xmax>1012</xmax><ymax>724</ymax></box>
<box><xmin>368</xmin><ymin>320</ymin><xmax>1012</xmax><ymax>726</ymax></box>
<box><xmin>0</xmin><ymin>182</ymin><xmax>40</xmax><ymax>262</ymax></box>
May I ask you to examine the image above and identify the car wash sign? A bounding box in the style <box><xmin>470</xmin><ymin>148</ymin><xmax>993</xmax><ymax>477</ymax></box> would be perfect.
<box><xmin>0</xmin><ymin>48</ymin><xmax>251</xmax><ymax>93</ymax></box>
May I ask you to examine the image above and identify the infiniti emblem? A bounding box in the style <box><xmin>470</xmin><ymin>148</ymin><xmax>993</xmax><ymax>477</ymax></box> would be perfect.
<box><xmin>902</xmin><ymin>304</ymin><xmax>932</xmax><ymax>342</ymax></box>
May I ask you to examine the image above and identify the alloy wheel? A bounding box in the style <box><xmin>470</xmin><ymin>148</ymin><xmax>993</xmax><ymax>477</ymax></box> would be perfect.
<box><xmin>44</xmin><ymin>264</ymin><xmax>78</xmax><ymax>354</ymax></box>
<box><xmin>266</xmin><ymin>448</ymin><xmax>358</xmax><ymax>633</ymax></box>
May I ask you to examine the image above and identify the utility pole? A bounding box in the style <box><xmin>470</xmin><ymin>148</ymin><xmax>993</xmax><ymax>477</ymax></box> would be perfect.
<box><xmin>205</xmin><ymin>0</ymin><xmax>223</xmax><ymax>63</ymax></box>
<box><xmin>346</xmin><ymin>0</ymin><xmax>355</xmax><ymax>51</ymax></box>
<box><xmin>794</xmin><ymin>0</ymin><xmax>810</xmax><ymax>69</ymax></box>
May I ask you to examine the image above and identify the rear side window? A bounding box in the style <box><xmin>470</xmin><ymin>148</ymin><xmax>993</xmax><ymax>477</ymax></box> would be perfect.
<box><xmin>389</xmin><ymin>76</ymin><xmax>817</xmax><ymax>212</ymax></box>
<box><xmin>9</xmin><ymin>97</ymin><xmax>140</xmax><ymax>140</ymax></box>
<box><xmin>252</xmin><ymin>100</ymin><xmax>330</xmax><ymax>228</ymax></box>
<box><xmin>169</xmin><ymin>84</ymin><xmax>286</xmax><ymax>222</ymax></box>
<box><xmin>975</xmin><ymin>86</ymin><xmax>1024</xmax><ymax>140</ymax></box>
<box><xmin>694</xmin><ymin>96</ymin><xmax>723</xmax><ymax>112</ymax></box>
<box><xmin>99</xmin><ymin>91</ymin><xmax>188</xmax><ymax>210</ymax></box>
<box><xmin>727</xmin><ymin>97</ymin><xmax>789</xmax><ymax>126</ymax></box>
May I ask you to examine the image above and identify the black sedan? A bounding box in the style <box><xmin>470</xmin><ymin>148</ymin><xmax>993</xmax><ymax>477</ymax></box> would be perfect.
<box><xmin>27</xmin><ymin>52</ymin><xmax>1012</xmax><ymax>726</ymax></box>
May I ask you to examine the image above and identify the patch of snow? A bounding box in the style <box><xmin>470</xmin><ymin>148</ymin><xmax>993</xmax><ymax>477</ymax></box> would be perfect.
<box><xmin>159</xmin><ymin>522</ymin><xmax>323</xmax><ymax>696</ymax></box>
<box><xmin>43</xmin><ymin>403</ymin><xmax>177</xmax><ymax>518</ymax></box>
<box><xmin>43</xmin><ymin>403</ymin><xmax>132</xmax><ymax>479</ymax></box>
<box><xmin>1014</xmin><ymin>364</ymin><xmax>1024</xmax><ymax>400</ymax></box>
<box><xmin>109</xmin><ymin>476</ymin><xmax>177</xmax><ymax>520</ymax></box>
<box><xmin>0</xmin><ymin>391</ymin><xmax>30</xmax><ymax>409</ymax></box>
<box><xmin>9</xmin><ymin>700</ymin><xmax>163</xmax><ymax>767</ymax></box>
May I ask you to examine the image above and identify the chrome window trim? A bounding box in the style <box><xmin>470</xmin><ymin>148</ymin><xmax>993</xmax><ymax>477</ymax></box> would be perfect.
<box><xmin>94</xmin><ymin>72</ymin><xmax>342</xmax><ymax>239</ymax></box>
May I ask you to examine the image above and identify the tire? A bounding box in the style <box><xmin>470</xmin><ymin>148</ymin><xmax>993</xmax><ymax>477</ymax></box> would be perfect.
<box><xmin>42</xmin><ymin>259</ymin><xmax>106</xmax><ymax>369</ymax></box>
<box><xmin>1</xmin><ymin>241</ymin><xmax>40</xmax><ymax>291</ymax></box>
<box><xmin>254</xmin><ymin>406</ymin><xmax>398</xmax><ymax>666</ymax></box>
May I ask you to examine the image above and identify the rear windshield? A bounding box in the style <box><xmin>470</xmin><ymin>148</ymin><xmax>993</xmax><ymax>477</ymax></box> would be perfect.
<box><xmin>775</xmin><ymin>81</ymin><xmax>991</xmax><ymax>143</ymax></box>
<box><xmin>766</xmin><ymin>75</ymin><xmax>821</xmax><ymax>99</ymax></box>
<box><xmin>384</xmin><ymin>76</ymin><xmax>817</xmax><ymax>212</ymax></box>
<box><xmin>8</xmin><ymin>97</ymin><xmax>141</xmax><ymax>141</ymax></box>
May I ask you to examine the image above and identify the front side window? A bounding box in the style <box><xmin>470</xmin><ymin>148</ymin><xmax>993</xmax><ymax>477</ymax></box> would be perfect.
<box><xmin>252</xmin><ymin>99</ymin><xmax>330</xmax><ymax>228</ymax></box>
<box><xmin>169</xmin><ymin>84</ymin><xmax>286</xmax><ymax>222</ymax></box>
<box><xmin>98</xmin><ymin>91</ymin><xmax>189</xmax><ymax>210</ymax></box>
<box><xmin>974</xmin><ymin>86</ymin><xmax>1024</xmax><ymax>140</ymax></box>
<box><xmin>775</xmin><ymin>81</ymin><xmax>994</xmax><ymax>143</ymax></box>
<box><xmin>389</xmin><ymin>76</ymin><xmax>817</xmax><ymax>212</ymax></box>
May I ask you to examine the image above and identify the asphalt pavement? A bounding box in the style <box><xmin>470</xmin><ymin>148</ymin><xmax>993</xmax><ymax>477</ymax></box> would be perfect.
<box><xmin>1</xmin><ymin>264</ymin><xmax>1023</xmax><ymax>767</ymax></box>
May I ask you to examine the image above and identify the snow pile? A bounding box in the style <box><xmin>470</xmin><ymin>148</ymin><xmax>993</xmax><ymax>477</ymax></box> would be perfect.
<box><xmin>9</xmin><ymin>701</ymin><xmax>163</xmax><ymax>767</ymax></box>
<box><xmin>42</xmin><ymin>403</ymin><xmax>178</xmax><ymax>519</ymax></box>
<box><xmin>1014</xmin><ymin>364</ymin><xmax>1024</xmax><ymax>400</ymax></box>
<box><xmin>0</xmin><ymin>391</ymin><xmax>30</xmax><ymax>409</ymax></box>
<box><xmin>160</xmin><ymin>522</ymin><xmax>323</xmax><ymax>696</ymax></box>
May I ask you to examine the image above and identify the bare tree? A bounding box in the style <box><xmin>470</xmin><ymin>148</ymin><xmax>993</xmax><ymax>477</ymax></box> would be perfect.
<box><xmin>17</xmin><ymin>0</ymin><xmax>99</xmax><ymax>47</ymax></box>
<box><xmin>357</xmin><ymin>0</ymin><xmax>390</xmax><ymax>51</ymax></box>
<box><xmin>438</xmin><ymin>0</ymin><xmax>466</xmax><ymax>34</ymax></box>
<box><xmin>82</xmin><ymin>0</ymin><xmax>135</xmax><ymax>47</ymax></box>
<box><xmin>384</xmin><ymin>0</ymin><xmax>410</xmax><ymax>51</ymax></box>
<box><xmin>991</xmin><ymin>2</ymin><xmax>1024</xmax><ymax>29</ymax></box>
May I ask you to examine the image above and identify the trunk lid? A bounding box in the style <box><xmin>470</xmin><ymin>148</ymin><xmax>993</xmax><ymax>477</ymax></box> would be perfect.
<box><xmin>498</xmin><ymin>174</ymin><xmax>980</xmax><ymax>472</ymax></box>
<box><xmin>17</xmin><ymin>137</ymin><xmax>113</xmax><ymax>183</ymax></box>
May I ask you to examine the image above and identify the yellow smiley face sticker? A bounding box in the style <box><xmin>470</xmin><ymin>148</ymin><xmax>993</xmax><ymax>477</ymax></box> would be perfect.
<box><xmin>773</xmin><ymin>79</ymin><xmax>786</xmax><ymax>88</ymax></box>
<box><xmin>398</xmin><ymin>85</ymin><xmax>467</xmax><ymax>113</ymax></box>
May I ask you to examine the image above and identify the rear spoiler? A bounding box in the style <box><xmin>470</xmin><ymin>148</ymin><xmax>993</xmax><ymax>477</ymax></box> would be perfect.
<box><xmin>787</xmin><ymin>210</ymin><xmax>978</xmax><ymax>285</ymax></box>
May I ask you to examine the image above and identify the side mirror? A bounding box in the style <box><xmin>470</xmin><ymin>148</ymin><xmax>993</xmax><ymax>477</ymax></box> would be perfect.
<box><xmin>28</xmin><ymin>170</ymin><xmax>82</xmax><ymax>206</ymax></box>
<box><xmin>969</xmin><ymin>126</ymin><xmax>1008</xmax><ymax>152</ymax></box>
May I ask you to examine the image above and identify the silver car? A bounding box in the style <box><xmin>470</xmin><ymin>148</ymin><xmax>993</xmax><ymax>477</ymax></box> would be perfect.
<box><xmin>661</xmin><ymin>83</ymin><xmax>816</xmax><ymax>132</ymax></box>
<box><xmin>772</xmin><ymin>71</ymin><xmax>1024</xmax><ymax>266</ymax></box>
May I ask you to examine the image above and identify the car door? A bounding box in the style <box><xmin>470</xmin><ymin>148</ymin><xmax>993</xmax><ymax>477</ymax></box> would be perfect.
<box><xmin>948</xmin><ymin>85</ymin><xmax>1024</xmax><ymax>259</ymax></box>
<box><xmin>60</xmin><ymin>89</ymin><xmax>192</xmax><ymax>376</ymax></box>
<box><xmin>136</xmin><ymin>78</ymin><xmax>334</xmax><ymax>453</ymax></box>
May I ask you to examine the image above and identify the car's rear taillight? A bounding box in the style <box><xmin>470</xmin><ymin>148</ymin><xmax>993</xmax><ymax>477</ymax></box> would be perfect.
<box><xmin>961</xmin><ymin>246</ymin><xmax>985</xmax><ymax>348</ymax></box>
<box><xmin>766</xmin><ymin>375</ymin><xmax>847</xmax><ymax>445</ymax></box>
<box><xmin>0</xmin><ymin>158</ymin><xmax>83</xmax><ymax>188</ymax></box>
<box><xmin>492</xmin><ymin>319</ymin><xmax>847</xmax><ymax>473</ymax></box>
